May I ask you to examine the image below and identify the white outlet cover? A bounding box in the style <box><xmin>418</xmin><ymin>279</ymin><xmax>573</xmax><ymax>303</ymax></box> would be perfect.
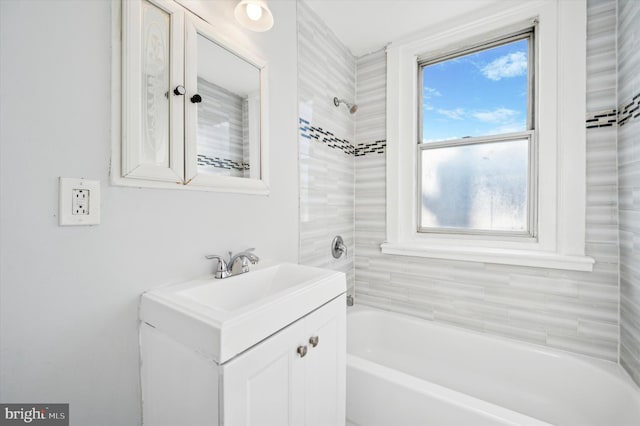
<box><xmin>59</xmin><ymin>177</ymin><xmax>101</xmax><ymax>226</ymax></box>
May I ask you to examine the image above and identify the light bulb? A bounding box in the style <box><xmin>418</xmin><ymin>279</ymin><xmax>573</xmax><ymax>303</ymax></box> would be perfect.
<box><xmin>246</xmin><ymin>3</ymin><xmax>263</xmax><ymax>21</ymax></box>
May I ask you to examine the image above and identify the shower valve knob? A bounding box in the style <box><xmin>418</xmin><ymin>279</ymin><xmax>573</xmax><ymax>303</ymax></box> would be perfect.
<box><xmin>190</xmin><ymin>94</ymin><xmax>202</xmax><ymax>103</ymax></box>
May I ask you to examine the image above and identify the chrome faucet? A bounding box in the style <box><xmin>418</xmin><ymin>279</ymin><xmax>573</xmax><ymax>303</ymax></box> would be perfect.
<box><xmin>229</xmin><ymin>249</ymin><xmax>260</xmax><ymax>275</ymax></box>
<box><xmin>206</xmin><ymin>248</ymin><xmax>259</xmax><ymax>279</ymax></box>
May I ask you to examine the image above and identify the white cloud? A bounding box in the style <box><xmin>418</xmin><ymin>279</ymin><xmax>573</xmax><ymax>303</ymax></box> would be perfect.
<box><xmin>481</xmin><ymin>51</ymin><xmax>527</xmax><ymax>81</ymax></box>
<box><xmin>488</xmin><ymin>122</ymin><xmax>527</xmax><ymax>134</ymax></box>
<box><xmin>436</xmin><ymin>108</ymin><xmax>465</xmax><ymax>120</ymax></box>
<box><xmin>472</xmin><ymin>108</ymin><xmax>518</xmax><ymax>123</ymax></box>
<box><xmin>424</xmin><ymin>87</ymin><xmax>441</xmax><ymax>97</ymax></box>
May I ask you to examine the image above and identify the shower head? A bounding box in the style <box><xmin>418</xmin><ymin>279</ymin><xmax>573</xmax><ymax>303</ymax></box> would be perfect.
<box><xmin>333</xmin><ymin>97</ymin><xmax>358</xmax><ymax>114</ymax></box>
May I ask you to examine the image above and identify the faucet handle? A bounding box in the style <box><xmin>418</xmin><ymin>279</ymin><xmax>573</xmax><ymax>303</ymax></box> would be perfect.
<box><xmin>331</xmin><ymin>236</ymin><xmax>347</xmax><ymax>259</ymax></box>
<box><xmin>205</xmin><ymin>255</ymin><xmax>230</xmax><ymax>279</ymax></box>
<box><xmin>205</xmin><ymin>254</ymin><xmax>225</xmax><ymax>262</ymax></box>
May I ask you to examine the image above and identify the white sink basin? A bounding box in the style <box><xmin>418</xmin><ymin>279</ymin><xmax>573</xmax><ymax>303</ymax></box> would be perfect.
<box><xmin>140</xmin><ymin>262</ymin><xmax>346</xmax><ymax>363</ymax></box>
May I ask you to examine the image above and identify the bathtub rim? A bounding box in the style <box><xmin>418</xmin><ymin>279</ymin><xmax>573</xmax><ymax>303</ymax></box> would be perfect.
<box><xmin>347</xmin><ymin>353</ymin><xmax>554</xmax><ymax>426</ymax></box>
<box><xmin>347</xmin><ymin>303</ymin><xmax>640</xmax><ymax>394</ymax></box>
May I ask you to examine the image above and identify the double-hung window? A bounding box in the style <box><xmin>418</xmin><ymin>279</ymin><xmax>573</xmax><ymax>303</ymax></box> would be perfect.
<box><xmin>418</xmin><ymin>30</ymin><xmax>535</xmax><ymax>238</ymax></box>
<box><xmin>383</xmin><ymin>0</ymin><xmax>593</xmax><ymax>271</ymax></box>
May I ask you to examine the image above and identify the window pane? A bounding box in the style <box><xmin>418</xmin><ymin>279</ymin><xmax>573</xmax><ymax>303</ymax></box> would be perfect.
<box><xmin>420</xmin><ymin>139</ymin><xmax>529</xmax><ymax>232</ymax></box>
<box><xmin>422</xmin><ymin>38</ymin><xmax>529</xmax><ymax>143</ymax></box>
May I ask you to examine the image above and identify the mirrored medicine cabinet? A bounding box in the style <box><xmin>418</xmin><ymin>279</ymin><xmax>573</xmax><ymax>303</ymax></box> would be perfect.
<box><xmin>115</xmin><ymin>0</ymin><xmax>269</xmax><ymax>194</ymax></box>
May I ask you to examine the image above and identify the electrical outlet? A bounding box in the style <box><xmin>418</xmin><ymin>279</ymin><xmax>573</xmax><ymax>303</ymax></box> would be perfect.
<box><xmin>72</xmin><ymin>189</ymin><xmax>90</xmax><ymax>215</ymax></box>
<box><xmin>59</xmin><ymin>178</ymin><xmax>100</xmax><ymax>226</ymax></box>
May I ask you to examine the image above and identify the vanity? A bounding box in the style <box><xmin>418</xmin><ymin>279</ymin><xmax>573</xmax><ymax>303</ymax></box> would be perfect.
<box><xmin>139</xmin><ymin>262</ymin><xmax>346</xmax><ymax>426</ymax></box>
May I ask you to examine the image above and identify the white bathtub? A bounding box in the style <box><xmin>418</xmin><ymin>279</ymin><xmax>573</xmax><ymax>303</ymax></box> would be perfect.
<box><xmin>346</xmin><ymin>306</ymin><xmax>640</xmax><ymax>426</ymax></box>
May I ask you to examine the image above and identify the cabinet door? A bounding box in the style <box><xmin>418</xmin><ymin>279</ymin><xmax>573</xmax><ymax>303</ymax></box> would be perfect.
<box><xmin>122</xmin><ymin>0</ymin><xmax>184</xmax><ymax>182</ymax></box>
<box><xmin>304</xmin><ymin>296</ymin><xmax>346</xmax><ymax>426</ymax></box>
<box><xmin>183</xmin><ymin>16</ymin><xmax>269</xmax><ymax>195</ymax></box>
<box><xmin>222</xmin><ymin>319</ymin><xmax>306</xmax><ymax>426</ymax></box>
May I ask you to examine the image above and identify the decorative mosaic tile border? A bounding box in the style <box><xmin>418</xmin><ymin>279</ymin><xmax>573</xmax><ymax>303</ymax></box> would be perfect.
<box><xmin>619</xmin><ymin>93</ymin><xmax>640</xmax><ymax>127</ymax></box>
<box><xmin>197</xmin><ymin>154</ymin><xmax>249</xmax><ymax>171</ymax></box>
<box><xmin>585</xmin><ymin>92</ymin><xmax>640</xmax><ymax>129</ymax></box>
<box><xmin>355</xmin><ymin>139</ymin><xmax>387</xmax><ymax>156</ymax></box>
<box><xmin>586</xmin><ymin>109</ymin><xmax>618</xmax><ymax>128</ymax></box>
<box><xmin>299</xmin><ymin>118</ymin><xmax>355</xmax><ymax>155</ymax></box>
<box><xmin>301</xmin><ymin>93</ymin><xmax>639</xmax><ymax>158</ymax></box>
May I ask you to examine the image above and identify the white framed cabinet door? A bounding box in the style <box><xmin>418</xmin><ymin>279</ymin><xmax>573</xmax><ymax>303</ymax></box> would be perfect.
<box><xmin>221</xmin><ymin>295</ymin><xmax>346</xmax><ymax>426</ymax></box>
<box><xmin>303</xmin><ymin>296</ymin><xmax>346</xmax><ymax>426</ymax></box>
<box><xmin>122</xmin><ymin>0</ymin><xmax>185</xmax><ymax>183</ymax></box>
<box><xmin>221</xmin><ymin>318</ymin><xmax>306</xmax><ymax>426</ymax></box>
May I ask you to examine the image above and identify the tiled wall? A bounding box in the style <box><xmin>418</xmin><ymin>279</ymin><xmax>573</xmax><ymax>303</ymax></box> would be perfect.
<box><xmin>298</xmin><ymin>0</ymin><xmax>355</xmax><ymax>290</ymax></box>
<box><xmin>618</xmin><ymin>0</ymin><xmax>640</xmax><ymax>386</ymax></box>
<box><xmin>196</xmin><ymin>78</ymin><xmax>250</xmax><ymax>177</ymax></box>
<box><xmin>352</xmin><ymin>0</ymin><xmax>621</xmax><ymax>361</ymax></box>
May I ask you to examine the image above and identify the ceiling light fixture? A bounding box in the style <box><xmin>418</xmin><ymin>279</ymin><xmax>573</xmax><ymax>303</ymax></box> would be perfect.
<box><xmin>234</xmin><ymin>0</ymin><xmax>274</xmax><ymax>32</ymax></box>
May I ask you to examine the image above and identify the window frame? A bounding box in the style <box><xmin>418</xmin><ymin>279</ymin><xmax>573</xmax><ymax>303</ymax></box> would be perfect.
<box><xmin>382</xmin><ymin>0</ymin><xmax>594</xmax><ymax>271</ymax></box>
<box><xmin>416</xmin><ymin>29</ymin><xmax>537</xmax><ymax>238</ymax></box>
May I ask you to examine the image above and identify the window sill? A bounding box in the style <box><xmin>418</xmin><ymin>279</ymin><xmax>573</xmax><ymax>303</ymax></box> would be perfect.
<box><xmin>380</xmin><ymin>241</ymin><xmax>595</xmax><ymax>272</ymax></box>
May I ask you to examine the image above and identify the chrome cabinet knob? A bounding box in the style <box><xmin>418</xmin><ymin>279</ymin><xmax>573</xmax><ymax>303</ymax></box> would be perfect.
<box><xmin>173</xmin><ymin>85</ymin><xmax>185</xmax><ymax>96</ymax></box>
<box><xmin>309</xmin><ymin>336</ymin><xmax>319</xmax><ymax>348</ymax></box>
<box><xmin>296</xmin><ymin>345</ymin><xmax>308</xmax><ymax>358</ymax></box>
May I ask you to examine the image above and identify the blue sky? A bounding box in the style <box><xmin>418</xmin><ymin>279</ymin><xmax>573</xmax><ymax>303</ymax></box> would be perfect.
<box><xmin>422</xmin><ymin>38</ymin><xmax>529</xmax><ymax>142</ymax></box>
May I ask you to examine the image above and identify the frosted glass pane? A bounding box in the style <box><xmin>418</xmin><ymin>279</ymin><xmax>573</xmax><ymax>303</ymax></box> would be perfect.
<box><xmin>141</xmin><ymin>1</ymin><xmax>170</xmax><ymax>166</ymax></box>
<box><xmin>420</xmin><ymin>139</ymin><xmax>529</xmax><ymax>232</ymax></box>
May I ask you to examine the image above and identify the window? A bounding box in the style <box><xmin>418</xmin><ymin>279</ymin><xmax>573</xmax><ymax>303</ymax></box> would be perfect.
<box><xmin>384</xmin><ymin>0</ymin><xmax>594</xmax><ymax>271</ymax></box>
<box><xmin>418</xmin><ymin>31</ymin><xmax>535</xmax><ymax>237</ymax></box>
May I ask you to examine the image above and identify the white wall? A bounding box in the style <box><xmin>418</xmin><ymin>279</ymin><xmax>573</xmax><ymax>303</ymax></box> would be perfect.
<box><xmin>0</xmin><ymin>0</ymin><xmax>299</xmax><ymax>424</ymax></box>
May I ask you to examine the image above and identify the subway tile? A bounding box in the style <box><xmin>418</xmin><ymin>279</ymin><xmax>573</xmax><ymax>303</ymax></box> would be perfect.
<box><xmin>508</xmin><ymin>308</ymin><xmax>578</xmax><ymax>332</ymax></box>
<box><xmin>547</xmin><ymin>332</ymin><xmax>618</xmax><ymax>361</ymax></box>
<box><xmin>544</xmin><ymin>295</ymin><xmax>618</xmax><ymax>324</ymax></box>
<box><xmin>483</xmin><ymin>320</ymin><xmax>548</xmax><ymax>346</ymax></box>
<box><xmin>432</xmin><ymin>310</ymin><xmax>485</xmax><ymax>333</ymax></box>
<box><xmin>578</xmin><ymin>319</ymin><xmax>619</xmax><ymax>342</ymax></box>
<box><xmin>578</xmin><ymin>282</ymin><xmax>619</xmax><ymax>304</ymax></box>
<box><xmin>621</xmin><ymin>344</ymin><xmax>640</xmax><ymax>386</ymax></box>
<box><xmin>508</xmin><ymin>274</ymin><xmax>579</xmax><ymax>297</ymax></box>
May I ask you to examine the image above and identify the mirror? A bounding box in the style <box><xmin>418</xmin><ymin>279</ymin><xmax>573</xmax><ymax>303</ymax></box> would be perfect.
<box><xmin>193</xmin><ymin>32</ymin><xmax>261</xmax><ymax>180</ymax></box>
<box><xmin>119</xmin><ymin>1</ymin><xmax>269</xmax><ymax>194</ymax></box>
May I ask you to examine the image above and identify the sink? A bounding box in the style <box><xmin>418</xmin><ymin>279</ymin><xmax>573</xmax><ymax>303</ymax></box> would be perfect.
<box><xmin>140</xmin><ymin>262</ymin><xmax>346</xmax><ymax>363</ymax></box>
<box><xmin>176</xmin><ymin>262</ymin><xmax>341</xmax><ymax>312</ymax></box>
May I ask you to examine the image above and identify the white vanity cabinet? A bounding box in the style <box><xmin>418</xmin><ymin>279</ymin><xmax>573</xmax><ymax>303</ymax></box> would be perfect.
<box><xmin>139</xmin><ymin>263</ymin><xmax>346</xmax><ymax>426</ymax></box>
<box><xmin>222</xmin><ymin>295</ymin><xmax>346</xmax><ymax>426</ymax></box>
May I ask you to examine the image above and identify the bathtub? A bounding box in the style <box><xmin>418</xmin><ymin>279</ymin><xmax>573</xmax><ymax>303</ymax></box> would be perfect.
<box><xmin>346</xmin><ymin>306</ymin><xmax>640</xmax><ymax>426</ymax></box>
